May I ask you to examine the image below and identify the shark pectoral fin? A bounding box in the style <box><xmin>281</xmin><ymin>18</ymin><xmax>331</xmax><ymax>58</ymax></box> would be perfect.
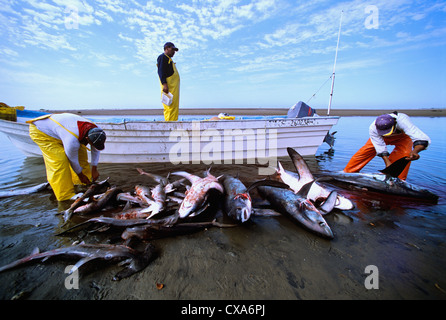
<box><xmin>122</xmin><ymin>201</ymin><xmax>132</xmax><ymax>211</ymax></box>
<box><xmin>379</xmin><ymin>157</ymin><xmax>410</xmax><ymax>178</ymax></box>
<box><xmin>319</xmin><ymin>191</ymin><xmax>338</xmax><ymax>215</ymax></box>
<box><xmin>117</xmin><ymin>258</ymin><xmax>132</xmax><ymax>267</ymax></box>
<box><xmin>190</xmin><ymin>202</ymin><xmax>210</xmax><ymax>217</ymax></box>
<box><xmin>71</xmin><ymin>256</ymin><xmax>97</xmax><ymax>273</ymax></box>
<box><xmin>210</xmin><ymin>182</ymin><xmax>224</xmax><ymax>193</ymax></box>
<box><xmin>296</xmin><ymin>181</ymin><xmax>315</xmax><ymax>198</ymax></box>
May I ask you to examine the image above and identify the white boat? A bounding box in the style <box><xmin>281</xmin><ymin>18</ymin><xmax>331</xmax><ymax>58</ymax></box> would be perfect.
<box><xmin>0</xmin><ymin>108</ymin><xmax>338</xmax><ymax>174</ymax></box>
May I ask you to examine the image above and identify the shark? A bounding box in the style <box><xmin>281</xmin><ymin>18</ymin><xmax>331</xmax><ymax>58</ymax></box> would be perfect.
<box><xmin>221</xmin><ymin>175</ymin><xmax>291</xmax><ymax>223</ymax></box>
<box><xmin>171</xmin><ymin>170</ymin><xmax>224</xmax><ymax>218</ymax></box>
<box><xmin>275</xmin><ymin>148</ymin><xmax>355</xmax><ymax>210</ymax></box>
<box><xmin>0</xmin><ymin>242</ymin><xmax>156</xmax><ymax>281</ymax></box>
<box><xmin>255</xmin><ymin>181</ymin><xmax>337</xmax><ymax>239</ymax></box>
<box><xmin>62</xmin><ymin>178</ymin><xmax>111</xmax><ymax>223</ymax></box>
<box><xmin>319</xmin><ymin>157</ymin><xmax>439</xmax><ymax>203</ymax></box>
<box><xmin>0</xmin><ymin>182</ymin><xmax>49</xmax><ymax>198</ymax></box>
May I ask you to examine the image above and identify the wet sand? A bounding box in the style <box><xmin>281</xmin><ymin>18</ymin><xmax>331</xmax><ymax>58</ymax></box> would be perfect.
<box><xmin>0</xmin><ymin>160</ymin><xmax>445</xmax><ymax>302</ymax></box>
<box><xmin>0</xmin><ymin>109</ymin><xmax>445</xmax><ymax>304</ymax></box>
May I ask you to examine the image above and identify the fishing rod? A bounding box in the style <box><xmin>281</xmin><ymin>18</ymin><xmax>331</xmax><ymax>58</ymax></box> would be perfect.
<box><xmin>327</xmin><ymin>10</ymin><xmax>343</xmax><ymax>116</ymax></box>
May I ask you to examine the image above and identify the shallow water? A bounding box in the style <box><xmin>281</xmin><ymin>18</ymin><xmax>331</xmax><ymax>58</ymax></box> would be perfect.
<box><xmin>0</xmin><ymin>116</ymin><xmax>445</xmax><ymax>300</ymax></box>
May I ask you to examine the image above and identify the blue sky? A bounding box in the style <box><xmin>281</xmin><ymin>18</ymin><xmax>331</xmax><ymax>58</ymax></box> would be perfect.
<box><xmin>0</xmin><ymin>0</ymin><xmax>445</xmax><ymax>111</ymax></box>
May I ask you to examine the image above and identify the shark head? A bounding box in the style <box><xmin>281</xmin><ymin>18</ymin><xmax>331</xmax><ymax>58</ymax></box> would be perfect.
<box><xmin>227</xmin><ymin>195</ymin><xmax>252</xmax><ymax>223</ymax></box>
<box><xmin>298</xmin><ymin>200</ymin><xmax>334</xmax><ymax>239</ymax></box>
<box><xmin>178</xmin><ymin>199</ymin><xmax>195</xmax><ymax>218</ymax></box>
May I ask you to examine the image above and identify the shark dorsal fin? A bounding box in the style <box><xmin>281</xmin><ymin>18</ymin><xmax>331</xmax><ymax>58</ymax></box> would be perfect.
<box><xmin>287</xmin><ymin>147</ymin><xmax>314</xmax><ymax>181</ymax></box>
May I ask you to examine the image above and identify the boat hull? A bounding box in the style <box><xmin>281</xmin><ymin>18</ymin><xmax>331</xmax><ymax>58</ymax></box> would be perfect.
<box><xmin>0</xmin><ymin>115</ymin><xmax>338</xmax><ymax>169</ymax></box>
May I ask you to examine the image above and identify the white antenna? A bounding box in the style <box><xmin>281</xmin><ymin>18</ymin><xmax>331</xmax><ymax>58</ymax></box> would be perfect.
<box><xmin>327</xmin><ymin>10</ymin><xmax>343</xmax><ymax>116</ymax></box>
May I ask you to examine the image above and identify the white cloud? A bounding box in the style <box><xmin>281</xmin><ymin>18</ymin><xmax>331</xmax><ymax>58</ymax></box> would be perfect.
<box><xmin>96</xmin><ymin>0</ymin><xmax>128</xmax><ymax>14</ymax></box>
<box><xmin>118</xmin><ymin>0</ymin><xmax>280</xmax><ymax>63</ymax></box>
<box><xmin>0</xmin><ymin>48</ymin><xmax>19</xmax><ymax>57</ymax></box>
<box><xmin>21</xmin><ymin>23</ymin><xmax>77</xmax><ymax>50</ymax></box>
<box><xmin>90</xmin><ymin>52</ymin><xmax>125</xmax><ymax>67</ymax></box>
<box><xmin>0</xmin><ymin>67</ymin><xmax>103</xmax><ymax>88</ymax></box>
<box><xmin>0</xmin><ymin>0</ymin><xmax>444</xmax><ymax>109</ymax></box>
<box><xmin>95</xmin><ymin>10</ymin><xmax>114</xmax><ymax>22</ymax></box>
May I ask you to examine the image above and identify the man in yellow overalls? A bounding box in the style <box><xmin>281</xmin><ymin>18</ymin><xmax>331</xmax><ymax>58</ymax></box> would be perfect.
<box><xmin>157</xmin><ymin>42</ymin><xmax>180</xmax><ymax>121</ymax></box>
<box><xmin>27</xmin><ymin>113</ymin><xmax>106</xmax><ymax>201</ymax></box>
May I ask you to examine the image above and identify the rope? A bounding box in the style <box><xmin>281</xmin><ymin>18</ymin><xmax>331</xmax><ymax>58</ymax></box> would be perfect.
<box><xmin>306</xmin><ymin>75</ymin><xmax>332</xmax><ymax>104</ymax></box>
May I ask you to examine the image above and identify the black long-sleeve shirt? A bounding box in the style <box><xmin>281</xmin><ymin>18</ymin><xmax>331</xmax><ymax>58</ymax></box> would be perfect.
<box><xmin>157</xmin><ymin>53</ymin><xmax>174</xmax><ymax>84</ymax></box>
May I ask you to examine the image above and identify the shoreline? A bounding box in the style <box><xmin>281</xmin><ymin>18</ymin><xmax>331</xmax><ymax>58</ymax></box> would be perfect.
<box><xmin>43</xmin><ymin>107</ymin><xmax>446</xmax><ymax>117</ymax></box>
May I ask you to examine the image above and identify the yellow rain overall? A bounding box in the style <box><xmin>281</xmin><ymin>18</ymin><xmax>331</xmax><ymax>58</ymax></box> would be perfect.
<box><xmin>28</xmin><ymin>115</ymin><xmax>92</xmax><ymax>201</ymax></box>
<box><xmin>160</xmin><ymin>54</ymin><xmax>180</xmax><ymax>121</ymax></box>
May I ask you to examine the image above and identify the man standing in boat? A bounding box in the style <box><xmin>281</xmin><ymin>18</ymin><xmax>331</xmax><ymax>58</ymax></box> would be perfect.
<box><xmin>27</xmin><ymin>113</ymin><xmax>106</xmax><ymax>201</ymax></box>
<box><xmin>344</xmin><ymin>112</ymin><xmax>430</xmax><ymax>180</ymax></box>
<box><xmin>157</xmin><ymin>42</ymin><xmax>180</xmax><ymax>121</ymax></box>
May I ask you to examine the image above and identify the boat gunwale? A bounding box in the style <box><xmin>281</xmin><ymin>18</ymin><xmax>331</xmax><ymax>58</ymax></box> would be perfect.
<box><xmin>1</xmin><ymin>116</ymin><xmax>340</xmax><ymax>130</ymax></box>
<box><xmin>92</xmin><ymin>115</ymin><xmax>340</xmax><ymax>125</ymax></box>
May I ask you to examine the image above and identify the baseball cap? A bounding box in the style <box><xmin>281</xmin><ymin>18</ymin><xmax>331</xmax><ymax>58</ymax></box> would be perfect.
<box><xmin>88</xmin><ymin>127</ymin><xmax>106</xmax><ymax>150</ymax></box>
<box><xmin>375</xmin><ymin>114</ymin><xmax>396</xmax><ymax>136</ymax></box>
<box><xmin>164</xmin><ymin>42</ymin><xmax>179</xmax><ymax>51</ymax></box>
